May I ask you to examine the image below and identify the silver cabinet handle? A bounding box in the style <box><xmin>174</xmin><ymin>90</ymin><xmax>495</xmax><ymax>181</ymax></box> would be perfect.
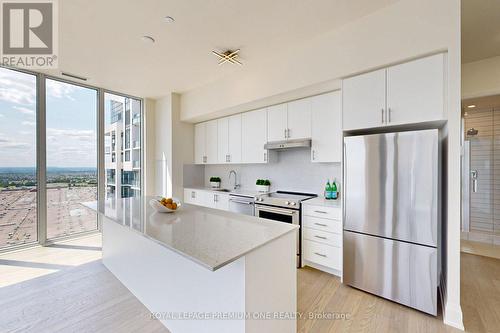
<box><xmin>312</xmin><ymin>150</ymin><xmax>315</xmax><ymax>161</ymax></box>
<box><xmin>471</xmin><ymin>170</ymin><xmax>478</xmax><ymax>193</ymax></box>
<box><xmin>388</xmin><ymin>107</ymin><xmax>392</xmax><ymax>123</ymax></box>
<box><xmin>191</xmin><ymin>191</ymin><xmax>196</xmax><ymax>198</ymax></box>
<box><xmin>284</xmin><ymin>128</ymin><xmax>287</xmax><ymax>139</ymax></box>
<box><xmin>314</xmin><ymin>235</ymin><xmax>327</xmax><ymax>240</ymax></box>
<box><xmin>314</xmin><ymin>222</ymin><xmax>327</xmax><ymax>227</ymax></box>
<box><xmin>264</xmin><ymin>152</ymin><xmax>267</xmax><ymax>162</ymax></box>
<box><xmin>314</xmin><ymin>210</ymin><xmax>328</xmax><ymax>214</ymax></box>
<box><xmin>381</xmin><ymin>108</ymin><xmax>385</xmax><ymax>124</ymax></box>
<box><xmin>228</xmin><ymin>154</ymin><xmax>231</xmax><ymax>162</ymax></box>
<box><xmin>314</xmin><ymin>252</ymin><xmax>327</xmax><ymax>258</ymax></box>
<box><xmin>287</xmin><ymin>128</ymin><xmax>291</xmax><ymax>138</ymax></box>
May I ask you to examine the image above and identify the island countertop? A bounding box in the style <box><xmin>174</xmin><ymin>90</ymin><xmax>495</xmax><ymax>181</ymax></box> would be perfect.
<box><xmin>87</xmin><ymin>197</ymin><xmax>298</xmax><ymax>271</ymax></box>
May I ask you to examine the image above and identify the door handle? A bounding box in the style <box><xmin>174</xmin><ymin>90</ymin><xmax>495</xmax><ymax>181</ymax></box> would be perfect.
<box><xmin>471</xmin><ymin>170</ymin><xmax>478</xmax><ymax>193</ymax></box>
<box><xmin>314</xmin><ymin>252</ymin><xmax>327</xmax><ymax>258</ymax></box>
<box><xmin>314</xmin><ymin>222</ymin><xmax>328</xmax><ymax>227</ymax></box>
<box><xmin>312</xmin><ymin>150</ymin><xmax>315</xmax><ymax>161</ymax></box>
<box><xmin>388</xmin><ymin>107</ymin><xmax>392</xmax><ymax>123</ymax></box>
<box><xmin>314</xmin><ymin>235</ymin><xmax>327</xmax><ymax>240</ymax></box>
<box><xmin>381</xmin><ymin>108</ymin><xmax>385</xmax><ymax>124</ymax></box>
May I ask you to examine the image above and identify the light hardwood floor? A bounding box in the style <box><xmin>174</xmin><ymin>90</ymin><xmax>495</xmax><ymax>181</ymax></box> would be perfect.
<box><xmin>0</xmin><ymin>234</ymin><xmax>497</xmax><ymax>333</ymax></box>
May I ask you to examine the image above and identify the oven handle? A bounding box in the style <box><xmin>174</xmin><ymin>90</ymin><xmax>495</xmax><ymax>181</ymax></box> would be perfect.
<box><xmin>255</xmin><ymin>205</ymin><xmax>298</xmax><ymax>216</ymax></box>
<box><xmin>229</xmin><ymin>199</ymin><xmax>254</xmax><ymax>205</ymax></box>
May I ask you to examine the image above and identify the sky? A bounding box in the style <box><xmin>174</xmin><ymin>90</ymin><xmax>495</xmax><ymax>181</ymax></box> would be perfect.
<box><xmin>0</xmin><ymin>67</ymin><xmax>98</xmax><ymax>168</ymax></box>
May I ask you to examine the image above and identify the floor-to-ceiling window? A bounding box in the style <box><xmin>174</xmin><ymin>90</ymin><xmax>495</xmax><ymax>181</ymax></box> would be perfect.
<box><xmin>0</xmin><ymin>68</ymin><xmax>37</xmax><ymax>249</ymax></box>
<box><xmin>104</xmin><ymin>93</ymin><xmax>141</xmax><ymax>200</ymax></box>
<box><xmin>0</xmin><ymin>66</ymin><xmax>143</xmax><ymax>251</ymax></box>
<box><xmin>45</xmin><ymin>79</ymin><xmax>98</xmax><ymax>239</ymax></box>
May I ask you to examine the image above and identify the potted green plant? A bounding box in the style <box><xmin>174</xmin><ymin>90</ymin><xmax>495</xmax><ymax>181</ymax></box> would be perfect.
<box><xmin>256</xmin><ymin>179</ymin><xmax>271</xmax><ymax>192</ymax></box>
<box><xmin>209</xmin><ymin>177</ymin><xmax>221</xmax><ymax>188</ymax></box>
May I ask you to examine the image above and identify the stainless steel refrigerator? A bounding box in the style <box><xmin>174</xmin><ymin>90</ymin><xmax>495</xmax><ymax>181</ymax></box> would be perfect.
<box><xmin>343</xmin><ymin>129</ymin><xmax>439</xmax><ymax>315</ymax></box>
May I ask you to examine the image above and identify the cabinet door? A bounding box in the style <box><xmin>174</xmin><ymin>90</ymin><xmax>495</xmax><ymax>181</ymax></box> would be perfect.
<box><xmin>215</xmin><ymin>193</ymin><xmax>230</xmax><ymax>211</ymax></box>
<box><xmin>311</xmin><ymin>91</ymin><xmax>342</xmax><ymax>163</ymax></box>
<box><xmin>217</xmin><ymin>117</ymin><xmax>229</xmax><ymax>163</ymax></box>
<box><xmin>203</xmin><ymin>191</ymin><xmax>215</xmax><ymax>208</ymax></box>
<box><xmin>227</xmin><ymin>114</ymin><xmax>242</xmax><ymax>163</ymax></box>
<box><xmin>386</xmin><ymin>53</ymin><xmax>445</xmax><ymax>126</ymax></box>
<box><xmin>267</xmin><ymin>103</ymin><xmax>287</xmax><ymax>142</ymax></box>
<box><xmin>242</xmin><ymin>108</ymin><xmax>268</xmax><ymax>163</ymax></box>
<box><xmin>194</xmin><ymin>123</ymin><xmax>206</xmax><ymax>164</ymax></box>
<box><xmin>205</xmin><ymin>120</ymin><xmax>218</xmax><ymax>164</ymax></box>
<box><xmin>184</xmin><ymin>189</ymin><xmax>202</xmax><ymax>205</ymax></box>
<box><xmin>287</xmin><ymin>98</ymin><xmax>311</xmax><ymax>140</ymax></box>
<box><xmin>342</xmin><ymin>69</ymin><xmax>386</xmax><ymax>131</ymax></box>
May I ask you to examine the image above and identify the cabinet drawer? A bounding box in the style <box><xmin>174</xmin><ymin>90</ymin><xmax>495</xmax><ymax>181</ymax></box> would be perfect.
<box><xmin>303</xmin><ymin>228</ymin><xmax>341</xmax><ymax>247</ymax></box>
<box><xmin>303</xmin><ymin>204</ymin><xmax>341</xmax><ymax>219</ymax></box>
<box><xmin>303</xmin><ymin>215</ymin><xmax>342</xmax><ymax>234</ymax></box>
<box><xmin>303</xmin><ymin>240</ymin><xmax>341</xmax><ymax>270</ymax></box>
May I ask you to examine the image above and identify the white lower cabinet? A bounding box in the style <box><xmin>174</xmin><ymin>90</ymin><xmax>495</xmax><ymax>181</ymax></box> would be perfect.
<box><xmin>184</xmin><ymin>188</ymin><xmax>229</xmax><ymax>211</ymax></box>
<box><xmin>302</xmin><ymin>203</ymin><xmax>342</xmax><ymax>275</ymax></box>
<box><xmin>184</xmin><ymin>188</ymin><xmax>204</xmax><ymax>206</ymax></box>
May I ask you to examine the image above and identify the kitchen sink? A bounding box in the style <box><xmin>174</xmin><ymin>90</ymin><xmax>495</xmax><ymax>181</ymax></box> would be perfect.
<box><xmin>213</xmin><ymin>188</ymin><xmax>231</xmax><ymax>192</ymax></box>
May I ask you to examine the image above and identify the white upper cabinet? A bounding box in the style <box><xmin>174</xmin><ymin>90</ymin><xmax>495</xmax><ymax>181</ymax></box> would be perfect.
<box><xmin>386</xmin><ymin>53</ymin><xmax>445</xmax><ymax>125</ymax></box>
<box><xmin>242</xmin><ymin>108</ymin><xmax>268</xmax><ymax>163</ymax></box>
<box><xmin>311</xmin><ymin>91</ymin><xmax>342</xmax><ymax>163</ymax></box>
<box><xmin>217</xmin><ymin>114</ymin><xmax>242</xmax><ymax>164</ymax></box>
<box><xmin>227</xmin><ymin>114</ymin><xmax>242</xmax><ymax>163</ymax></box>
<box><xmin>287</xmin><ymin>98</ymin><xmax>311</xmax><ymax>140</ymax></box>
<box><xmin>342</xmin><ymin>53</ymin><xmax>446</xmax><ymax>131</ymax></box>
<box><xmin>217</xmin><ymin>117</ymin><xmax>229</xmax><ymax>163</ymax></box>
<box><xmin>342</xmin><ymin>69</ymin><xmax>386</xmax><ymax>131</ymax></box>
<box><xmin>205</xmin><ymin>120</ymin><xmax>218</xmax><ymax>164</ymax></box>
<box><xmin>194</xmin><ymin>123</ymin><xmax>206</xmax><ymax>164</ymax></box>
<box><xmin>267</xmin><ymin>103</ymin><xmax>288</xmax><ymax>142</ymax></box>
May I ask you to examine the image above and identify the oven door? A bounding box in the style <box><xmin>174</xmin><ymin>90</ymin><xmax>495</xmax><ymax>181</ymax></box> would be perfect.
<box><xmin>255</xmin><ymin>204</ymin><xmax>300</xmax><ymax>266</ymax></box>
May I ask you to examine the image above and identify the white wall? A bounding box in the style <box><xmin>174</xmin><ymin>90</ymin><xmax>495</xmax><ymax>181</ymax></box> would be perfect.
<box><xmin>176</xmin><ymin>0</ymin><xmax>463</xmax><ymax>329</ymax></box>
<box><xmin>203</xmin><ymin>149</ymin><xmax>341</xmax><ymax>195</ymax></box>
<box><xmin>151</xmin><ymin>94</ymin><xmax>194</xmax><ymax>198</ymax></box>
<box><xmin>462</xmin><ymin>56</ymin><xmax>500</xmax><ymax>99</ymax></box>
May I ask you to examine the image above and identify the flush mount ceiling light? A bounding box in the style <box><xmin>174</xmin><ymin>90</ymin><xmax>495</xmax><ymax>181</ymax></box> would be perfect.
<box><xmin>467</xmin><ymin>104</ymin><xmax>476</xmax><ymax>108</ymax></box>
<box><xmin>141</xmin><ymin>35</ymin><xmax>155</xmax><ymax>44</ymax></box>
<box><xmin>212</xmin><ymin>49</ymin><xmax>242</xmax><ymax>66</ymax></box>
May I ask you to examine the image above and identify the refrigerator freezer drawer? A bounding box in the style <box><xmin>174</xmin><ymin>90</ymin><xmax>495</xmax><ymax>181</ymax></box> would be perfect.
<box><xmin>343</xmin><ymin>231</ymin><xmax>437</xmax><ymax>315</ymax></box>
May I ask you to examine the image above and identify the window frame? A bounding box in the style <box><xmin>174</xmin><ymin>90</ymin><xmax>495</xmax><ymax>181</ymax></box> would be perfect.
<box><xmin>0</xmin><ymin>66</ymin><xmax>144</xmax><ymax>251</ymax></box>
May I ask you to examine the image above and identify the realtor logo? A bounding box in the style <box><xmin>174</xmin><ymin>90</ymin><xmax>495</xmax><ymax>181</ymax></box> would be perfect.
<box><xmin>1</xmin><ymin>0</ymin><xmax>58</xmax><ymax>68</ymax></box>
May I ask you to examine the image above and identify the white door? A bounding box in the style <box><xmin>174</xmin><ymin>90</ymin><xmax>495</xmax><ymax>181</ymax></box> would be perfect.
<box><xmin>194</xmin><ymin>123</ymin><xmax>206</xmax><ymax>164</ymax></box>
<box><xmin>205</xmin><ymin>120</ymin><xmax>218</xmax><ymax>164</ymax></box>
<box><xmin>227</xmin><ymin>114</ymin><xmax>242</xmax><ymax>163</ymax></box>
<box><xmin>203</xmin><ymin>191</ymin><xmax>215</xmax><ymax>208</ymax></box>
<box><xmin>287</xmin><ymin>98</ymin><xmax>311</xmax><ymax>140</ymax></box>
<box><xmin>342</xmin><ymin>69</ymin><xmax>386</xmax><ymax>131</ymax></box>
<box><xmin>217</xmin><ymin>117</ymin><xmax>229</xmax><ymax>163</ymax></box>
<box><xmin>267</xmin><ymin>103</ymin><xmax>287</xmax><ymax>142</ymax></box>
<box><xmin>386</xmin><ymin>53</ymin><xmax>445</xmax><ymax>126</ymax></box>
<box><xmin>242</xmin><ymin>108</ymin><xmax>268</xmax><ymax>163</ymax></box>
<box><xmin>311</xmin><ymin>91</ymin><xmax>342</xmax><ymax>163</ymax></box>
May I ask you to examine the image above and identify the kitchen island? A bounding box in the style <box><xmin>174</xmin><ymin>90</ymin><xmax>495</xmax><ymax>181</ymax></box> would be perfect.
<box><xmin>88</xmin><ymin>197</ymin><xmax>298</xmax><ymax>333</ymax></box>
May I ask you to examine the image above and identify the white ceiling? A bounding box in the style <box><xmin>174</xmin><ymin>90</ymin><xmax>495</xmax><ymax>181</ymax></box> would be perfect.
<box><xmin>462</xmin><ymin>0</ymin><xmax>500</xmax><ymax>64</ymax></box>
<box><xmin>42</xmin><ymin>0</ymin><xmax>398</xmax><ymax>98</ymax></box>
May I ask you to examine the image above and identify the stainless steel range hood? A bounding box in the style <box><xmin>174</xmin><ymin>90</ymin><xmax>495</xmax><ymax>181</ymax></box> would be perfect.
<box><xmin>264</xmin><ymin>138</ymin><xmax>311</xmax><ymax>150</ymax></box>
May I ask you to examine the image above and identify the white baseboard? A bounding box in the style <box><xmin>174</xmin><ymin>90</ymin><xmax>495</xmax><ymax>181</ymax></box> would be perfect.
<box><xmin>440</xmin><ymin>273</ymin><xmax>464</xmax><ymax>330</ymax></box>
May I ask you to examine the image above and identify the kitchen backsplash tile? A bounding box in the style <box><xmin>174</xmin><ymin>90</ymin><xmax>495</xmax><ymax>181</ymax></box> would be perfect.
<box><xmin>185</xmin><ymin>148</ymin><xmax>341</xmax><ymax>195</ymax></box>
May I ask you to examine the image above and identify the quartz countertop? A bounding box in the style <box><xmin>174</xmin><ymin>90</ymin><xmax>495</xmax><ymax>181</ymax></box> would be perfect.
<box><xmin>85</xmin><ymin>197</ymin><xmax>298</xmax><ymax>271</ymax></box>
<box><xmin>302</xmin><ymin>196</ymin><xmax>341</xmax><ymax>208</ymax></box>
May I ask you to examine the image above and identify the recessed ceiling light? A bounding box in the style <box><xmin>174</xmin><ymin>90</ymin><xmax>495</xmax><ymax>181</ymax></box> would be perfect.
<box><xmin>141</xmin><ymin>36</ymin><xmax>155</xmax><ymax>44</ymax></box>
<box><xmin>164</xmin><ymin>16</ymin><xmax>175</xmax><ymax>23</ymax></box>
<box><xmin>467</xmin><ymin>104</ymin><xmax>476</xmax><ymax>108</ymax></box>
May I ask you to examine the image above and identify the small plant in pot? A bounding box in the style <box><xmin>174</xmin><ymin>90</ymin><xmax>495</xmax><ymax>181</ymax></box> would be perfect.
<box><xmin>210</xmin><ymin>177</ymin><xmax>221</xmax><ymax>188</ymax></box>
<box><xmin>256</xmin><ymin>179</ymin><xmax>271</xmax><ymax>192</ymax></box>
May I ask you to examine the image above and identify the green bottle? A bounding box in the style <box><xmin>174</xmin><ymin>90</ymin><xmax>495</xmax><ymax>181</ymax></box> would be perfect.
<box><xmin>325</xmin><ymin>180</ymin><xmax>332</xmax><ymax>199</ymax></box>
<box><xmin>331</xmin><ymin>179</ymin><xmax>338</xmax><ymax>200</ymax></box>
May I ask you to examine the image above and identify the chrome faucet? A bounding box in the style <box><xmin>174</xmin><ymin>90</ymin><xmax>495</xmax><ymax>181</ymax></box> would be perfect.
<box><xmin>229</xmin><ymin>170</ymin><xmax>240</xmax><ymax>190</ymax></box>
